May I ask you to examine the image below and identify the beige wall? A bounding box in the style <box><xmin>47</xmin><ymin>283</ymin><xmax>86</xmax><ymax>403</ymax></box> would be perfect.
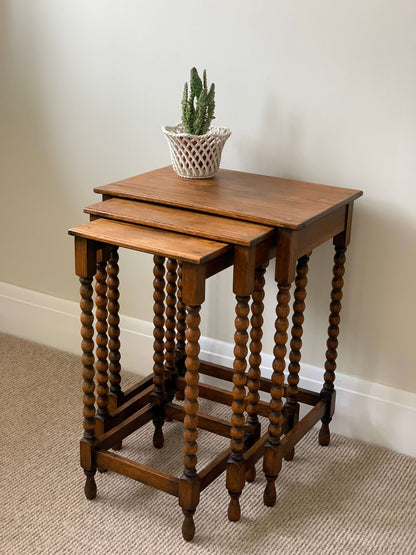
<box><xmin>1</xmin><ymin>1</ymin><xmax>415</xmax><ymax>393</ymax></box>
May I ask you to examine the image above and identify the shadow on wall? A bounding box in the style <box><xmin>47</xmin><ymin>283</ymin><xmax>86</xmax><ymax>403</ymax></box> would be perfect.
<box><xmin>339</xmin><ymin>198</ymin><xmax>416</xmax><ymax>390</ymax></box>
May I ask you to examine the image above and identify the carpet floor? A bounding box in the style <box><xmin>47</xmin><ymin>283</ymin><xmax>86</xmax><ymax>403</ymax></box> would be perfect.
<box><xmin>1</xmin><ymin>332</ymin><xmax>415</xmax><ymax>554</ymax></box>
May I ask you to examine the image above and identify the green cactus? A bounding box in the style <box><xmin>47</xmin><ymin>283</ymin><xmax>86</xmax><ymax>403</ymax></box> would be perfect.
<box><xmin>181</xmin><ymin>67</ymin><xmax>215</xmax><ymax>135</ymax></box>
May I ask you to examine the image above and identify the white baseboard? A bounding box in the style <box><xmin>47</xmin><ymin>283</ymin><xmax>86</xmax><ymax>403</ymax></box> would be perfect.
<box><xmin>1</xmin><ymin>281</ymin><xmax>415</xmax><ymax>458</ymax></box>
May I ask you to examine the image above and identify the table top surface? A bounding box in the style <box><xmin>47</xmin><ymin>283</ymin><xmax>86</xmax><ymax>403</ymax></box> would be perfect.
<box><xmin>94</xmin><ymin>166</ymin><xmax>363</xmax><ymax>230</ymax></box>
<box><xmin>85</xmin><ymin>198</ymin><xmax>274</xmax><ymax>247</ymax></box>
<box><xmin>69</xmin><ymin>218</ymin><xmax>231</xmax><ymax>264</ymax></box>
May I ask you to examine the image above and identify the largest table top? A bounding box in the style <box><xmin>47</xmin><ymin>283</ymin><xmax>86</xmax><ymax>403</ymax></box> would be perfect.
<box><xmin>95</xmin><ymin>166</ymin><xmax>363</xmax><ymax>230</ymax></box>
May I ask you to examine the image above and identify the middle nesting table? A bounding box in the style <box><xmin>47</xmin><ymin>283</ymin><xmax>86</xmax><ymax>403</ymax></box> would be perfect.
<box><xmin>82</xmin><ymin>197</ymin><xmax>276</xmax><ymax>540</ymax></box>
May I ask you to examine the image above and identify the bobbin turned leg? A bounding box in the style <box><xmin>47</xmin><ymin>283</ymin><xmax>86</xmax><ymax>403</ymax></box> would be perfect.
<box><xmin>165</xmin><ymin>258</ymin><xmax>177</xmax><ymax>402</ymax></box>
<box><xmin>107</xmin><ymin>247</ymin><xmax>122</xmax><ymax>412</ymax></box>
<box><xmin>179</xmin><ymin>304</ymin><xmax>201</xmax><ymax>541</ymax></box>
<box><xmin>74</xmin><ymin>236</ymin><xmax>99</xmax><ymax>500</ymax></box>
<box><xmin>175</xmin><ymin>264</ymin><xmax>186</xmax><ymax>401</ymax></box>
<box><xmin>245</xmin><ymin>267</ymin><xmax>266</xmax><ymax>483</ymax></box>
<box><xmin>319</xmin><ymin>245</ymin><xmax>346</xmax><ymax>446</ymax></box>
<box><xmin>80</xmin><ymin>275</ymin><xmax>97</xmax><ymax>499</ymax></box>
<box><xmin>226</xmin><ymin>295</ymin><xmax>250</xmax><ymax>521</ymax></box>
<box><xmin>263</xmin><ymin>283</ymin><xmax>291</xmax><ymax>507</ymax></box>
<box><xmin>106</xmin><ymin>246</ymin><xmax>123</xmax><ymax>450</ymax></box>
<box><xmin>95</xmin><ymin>255</ymin><xmax>109</xmax><ymax>473</ymax></box>
<box><xmin>151</xmin><ymin>255</ymin><xmax>166</xmax><ymax>449</ymax></box>
<box><xmin>283</xmin><ymin>254</ymin><xmax>310</xmax><ymax>461</ymax></box>
<box><xmin>95</xmin><ymin>257</ymin><xmax>109</xmax><ymax>437</ymax></box>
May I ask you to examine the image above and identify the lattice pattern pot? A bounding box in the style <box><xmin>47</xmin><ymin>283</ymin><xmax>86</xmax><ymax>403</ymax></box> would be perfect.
<box><xmin>163</xmin><ymin>125</ymin><xmax>231</xmax><ymax>179</ymax></box>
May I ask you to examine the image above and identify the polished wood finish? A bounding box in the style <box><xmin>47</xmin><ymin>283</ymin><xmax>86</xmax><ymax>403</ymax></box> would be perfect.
<box><xmin>70</xmin><ymin>211</ymin><xmax>242</xmax><ymax>537</ymax></box>
<box><xmin>165</xmin><ymin>258</ymin><xmax>177</xmax><ymax>392</ymax></box>
<box><xmin>175</xmin><ymin>263</ymin><xmax>186</xmax><ymax>360</ymax></box>
<box><xmin>180</xmin><ymin>304</ymin><xmax>201</xmax><ymax>541</ymax></box>
<box><xmin>84</xmin><ymin>195</ymin><xmax>277</xmax><ymax>325</ymax></box>
<box><xmin>107</xmin><ymin>247</ymin><xmax>123</xmax><ymax>411</ymax></box>
<box><xmin>283</xmin><ymin>254</ymin><xmax>310</xmax><ymax>461</ymax></box>
<box><xmin>274</xmin><ymin>208</ymin><xmax>346</xmax><ymax>283</ymax></box>
<box><xmin>151</xmin><ymin>255</ymin><xmax>166</xmax><ymax>449</ymax></box>
<box><xmin>74</xmin><ymin>236</ymin><xmax>96</xmax><ymax>277</ymax></box>
<box><xmin>79</xmin><ymin>276</ymin><xmax>97</xmax><ymax>499</ymax></box>
<box><xmin>176</xmin><ymin>379</ymin><xmax>275</xmax><ymax>422</ymax></box>
<box><xmin>109</xmin><ymin>385</ymin><xmax>153</xmax><ymax>427</ymax></box>
<box><xmin>94</xmin><ymin>166</ymin><xmax>362</xmax><ymax>229</ymax></box>
<box><xmin>98</xmin><ymin>404</ymin><xmax>153</xmax><ymax>451</ymax></box>
<box><xmin>263</xmin><ymin>283</ymin><xmax>291</xmax><ymax>507</ymax></box>
<box><xmin>319</xmin><ymin>244</ymin><xmax>347</xmax><ymax>446</ymax></box>
<box><xmin>71</xmin><ymin>164</ymin><xmax>361</xmax><ymax>542</ymax></box>
<box><xmin>245</xmin><ymin>266</ymin><xmax>266</xmax><ymax>482</ymax></box>
<box><xmin>226</xmin><ymin>295</ymin><xmax>250</xmax><ymax>521</ymax></box>
<box><xmin>95</xmin><ymin>260</ymin><xmax>109</xmax><ymax>430</ymax></box>
<box><xmin>233</xmin><ymin>246</ymin><xmax>256</xmax><ymax>296</ymax></box>
<box><xmin>95</xmin><ymin>450</ymin><xmax>179</xmax><ymax>496</ymax></box>
<box><xmin>85</xmin><ymin>197</ymin><xmax>274</xmax><ymax>246</ymax></box>
<box><xmin>283</xmin><ymin>401</ymin><xmax>326</xmax><ymax>453</ymax></box>
<box><xmin>179</xmin><ymin>368</ymin><xmax>308</xmax><ymax>422</ymax></box>
<box><xmin>243</xmin><ymin>400</ymin><xmax>328</xmax><ymax>474</ymax></box>
<box><xmin>69</xmin><ymin>218</ymin><xmax>231</xmax><ymax>265</ymax></box>
<box><xmin>178</xmin><ymin>365</ymin><xmax>322</xmax><ymax>408</ymax></box>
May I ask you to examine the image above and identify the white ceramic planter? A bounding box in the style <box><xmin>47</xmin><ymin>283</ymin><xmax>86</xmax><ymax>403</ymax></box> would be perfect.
<box><xmin>163</xmin><ymin>124</ymin><xmax>231</xmax><ymax>179</ymax></box>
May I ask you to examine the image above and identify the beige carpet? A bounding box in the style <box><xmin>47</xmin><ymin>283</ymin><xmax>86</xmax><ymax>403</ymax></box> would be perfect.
<box><xmin>1</xmin><ymin>332</ymin><xmax>415</xmax><ymax>554</ymax></box>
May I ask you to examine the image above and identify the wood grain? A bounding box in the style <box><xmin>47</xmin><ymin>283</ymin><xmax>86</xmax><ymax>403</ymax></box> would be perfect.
<box><xmin>94</xmin><ymin>166</ymin><xmax>363</xmax><ymax>229</ymax></box>
<box><xmin>69</xmin><ymin>218</ymin><xmax>231</xmax><ymax>264</ymax></box>
<box><xmin>95</xmin><ymin>450</ymin><xmax>179</xmax><ymax>496</ymax></box>
<box><xmin>84</xmin><ymin>198</ymin><xmax>274</xmax><ymax>246</ymax></box>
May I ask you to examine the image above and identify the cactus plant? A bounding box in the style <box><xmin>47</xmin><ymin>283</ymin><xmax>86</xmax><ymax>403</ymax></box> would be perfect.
<box><xmin>163</xmin><ymin>66</ymin><xmax>230</xmax><ymax>178</ymax></box>
<box><xmin>181</xmin><ymin>68</ymin><xmax>215</xmax><ymax>135</ymax></box>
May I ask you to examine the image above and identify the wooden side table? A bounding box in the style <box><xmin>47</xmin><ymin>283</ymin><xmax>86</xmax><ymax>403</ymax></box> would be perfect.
<box><xmin>69</xmin><ymin>167</ymin><xmax>362</xmax><ymax>540</ymax></box>
<box><xmin>94</xmin><ymin>166</ymin><xmax>363</xmax><ymax>519</ymax></box>
<box><xmin>70</xmin><ymin>201</ymin><xmax>277</xmax><ymax>540</ymax></box>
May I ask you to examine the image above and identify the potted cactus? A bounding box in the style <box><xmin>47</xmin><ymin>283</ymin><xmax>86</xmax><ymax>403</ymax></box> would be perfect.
<box><xmin>163</xmin><ymin>68</ymin><xmax>231</xmax><ymax>179</ymax></box>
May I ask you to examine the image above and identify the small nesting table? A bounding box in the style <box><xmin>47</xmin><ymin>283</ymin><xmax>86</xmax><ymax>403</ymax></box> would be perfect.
<box><xmin>69</xmin><ymin>166</ymin><xmax>362</xmax><ymax>541</ymax></box>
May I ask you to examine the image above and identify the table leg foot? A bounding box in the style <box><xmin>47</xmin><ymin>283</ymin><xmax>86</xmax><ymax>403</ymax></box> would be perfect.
<box><xmin>152</xmin><ymin>419</ymin><xmax>165</xmax><ymax>449</ymax></box>
<box><xmin>319</xmin><ymin>420</ymin><xmax>331</xmax><ymax>446</ymax></box>
<box><xmin>263</xmin><ymin>477</ymin><xmax>276</xmax><ymax>507</ymax></box>
<box><xmin>226</xmin><ymin>458</ymin><xmax>245</xmax><ymax>522</ymax></box>
<box><xmin>84</xmin><ymin>470</ymin><xmax>97</xmax><ymax>500</ymax></box>
<box><xmin>182</xmin><ymin>509</ymin><xmax>196</xmax><ymax>541</ymax></box>
<box><xmin>227</xmin><ymin>492</ymin><xmax>241</xmax><ymax>521</ymax></box>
